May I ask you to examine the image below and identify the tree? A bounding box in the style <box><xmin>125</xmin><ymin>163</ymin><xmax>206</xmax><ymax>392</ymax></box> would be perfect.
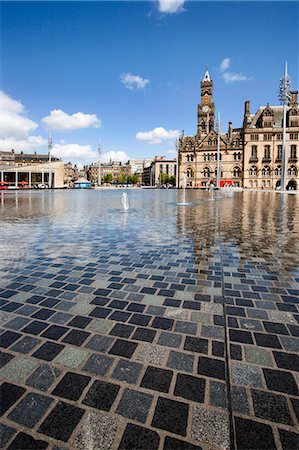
<box><xmin>102</xmin><ymin>173</ymin><xmax>112</xmax><ymax>183</ymax></box>
<box><xmin>159</xmin><ymin>173</ymin><xmax>169</xmax><ymax>185</ymax></box>
<box><xmin>128</xmin><ymin>174</ymin><xmax>139</xmax><ymax>184</ymax></box>
<box><xmin>117</xmin><ymin>173</ymin><xmax>128</xmax><ymax>183</ymax></box>
<box><xmin>168</xmin><ymin>175</ymin><xmax>176</xmax><ymax>186</ymax></box>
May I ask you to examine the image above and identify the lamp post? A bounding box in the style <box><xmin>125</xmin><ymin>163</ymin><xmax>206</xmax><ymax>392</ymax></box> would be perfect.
<box><xmin>98</xmin><ymin>142</ymin><xmax>102</xmax><ymax>186</ymax></box>
<box><xmin>48</xmin><ymin>134</ymin><xmax>53</xmax><ymax>189</ymax></box>
<box><xmin>216</xmin><ymin>112</ymin><xmax>221</xmax><ymax>189</ymax></box>
<box><xmin>279</xmin><ymin>62</ymin><xmax>291</xmax><ymax>191</ymax></box>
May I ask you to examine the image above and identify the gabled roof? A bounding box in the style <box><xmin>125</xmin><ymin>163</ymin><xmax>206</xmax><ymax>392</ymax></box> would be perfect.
<box><xmin>202</xmin><ymin>69</ymin><xmax>211</xmax><ymax>82</ymax></box>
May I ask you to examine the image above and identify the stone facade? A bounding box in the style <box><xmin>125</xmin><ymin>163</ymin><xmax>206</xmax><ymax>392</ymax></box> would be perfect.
<box><xmin>178</xmin><ymin>71</ymin><xmax>299</xmax><ymax>190</ymax></box>
<box><xmin>142</xmin><ymin>156</ymin><xmax>177</xmax><ymax>186</ymax></box>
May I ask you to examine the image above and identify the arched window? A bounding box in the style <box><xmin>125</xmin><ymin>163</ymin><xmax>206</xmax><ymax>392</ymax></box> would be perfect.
<box><xmin>290</xmin><ymin>145</ymin><xmax>297</xmax><ymax>159</ymax></box>
<box><xmin>274</xmin><ymin>166</ymin><xmax>281</xmax><ymax>176</ymax></box>
<box><xmin>232</xmin><ymin>166</ymin><xmax>241</xmax><ymax>178</ymax></box>
<box><xmin>235</xmin><ymin>139</ymin><xmax>240</xmax><ymax>147</ymax></box>
<box><xmin>203</xmin><ymin>167</ymin><xmax>211</xmax><ymax>178</ymax></box>
<box><xmin>203</xmin><ymin>153</ymin><xmax>207</xmax><ymax>161</ymax></box>
<box><xmin>288</xmin><ymin>165</ymin><xmax>297</xmax><ymax>176</ymax></box>
<box><xmin>249</xmin><ymin>166</ymin><xmax>257</xmax><ymax>177</ymax></box>
<box><xmin>262</xmin><ymin>166</ymin><xmax>271</xmax><ymax>176</ymax></box>
<box><xmin>249</xmin><ymin>180</ymin><xmax>253</xmax><ymax>187</ymax></box>
<box><xmin>186</xmin><ymin>167</ymin><xmax>193</xmax><ymax>178</ymax></box>
<box><xmin>262</xmin><ymin>180</ymin><xmax>266</xmax><ymax>187</ymax></box>
<box><xmin>233</xmin><ymin>152</ymin><xmax>237</xmax><ymax>160</ymax></box>
<box><xmin>186</xmin><ymin>154</ymin><xmax>194</xmax><ymax>162</ymax></box>
<box><xmin>208</xmin><ymin>139</ymin><xmax>212</xmax><ymax>146</ymax></box>
<box><xmin>213</xmin><ymin>138</ymin><xmax>217</xmax><ymax>145</ymax></box>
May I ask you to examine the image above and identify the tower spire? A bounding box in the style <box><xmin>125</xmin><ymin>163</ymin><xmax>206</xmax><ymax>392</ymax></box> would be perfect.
<box><xmin>203</xmin><ymin>68</ymin><xmax>211</xmax><ymax>82</ymax></box>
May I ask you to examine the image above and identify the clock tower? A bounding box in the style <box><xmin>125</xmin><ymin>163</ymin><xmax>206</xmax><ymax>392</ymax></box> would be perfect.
<box><xmin>197</xmin><ymin>69</ymin><xmax>215</xmax><ymax>135</ymax></box>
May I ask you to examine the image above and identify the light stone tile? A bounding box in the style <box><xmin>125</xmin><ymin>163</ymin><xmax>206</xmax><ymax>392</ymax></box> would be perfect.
<box><xmin>74</xmin><ymin>411</ymin><xmax>119</xmax><ymax>450</ymax></box>
<box><xmin>192</xmin><ymin>406</ymin><xmax>230</xmax><ymax>449</ymax></box>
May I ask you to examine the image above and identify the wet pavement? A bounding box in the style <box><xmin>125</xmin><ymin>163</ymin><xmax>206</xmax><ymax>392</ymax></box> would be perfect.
<box><xmin>0</xmin><ymin>189</ymin><xmax>298</xmax><ymax>450</ymax></box>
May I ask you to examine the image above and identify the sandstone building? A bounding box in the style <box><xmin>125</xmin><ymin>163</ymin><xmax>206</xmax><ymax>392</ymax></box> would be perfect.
<box><xmin>178</xmin><ymin>70</ymin><xmax>299</xmax><ymax>190</ymax></box>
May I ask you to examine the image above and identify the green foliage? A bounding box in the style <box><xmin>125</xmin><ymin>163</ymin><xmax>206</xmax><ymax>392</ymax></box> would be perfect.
<box><xmin>117</xmin><ymin>173</ymin><xmax>128</xmax><ymax>183</ymax></box>
<box><xmin>127</xmin><ymin>174</ymin><xmax>139</xmax><ymax>184</ymax></box>
<box><xmin>159</xmin><ymin>173</ymin><xmax>176</xmax><ymax>185</ymax></box>
<box><xmin>102</xmin><ymin>173</ymin><xmax>113</xmax><ymax>183</ymax></box>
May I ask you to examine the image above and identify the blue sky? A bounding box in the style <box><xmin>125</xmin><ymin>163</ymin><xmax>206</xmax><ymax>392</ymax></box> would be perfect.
<box><xmin>1</xmin><ymin>1</ymin><xmax>298</xmax><ymax>166</ymax></box>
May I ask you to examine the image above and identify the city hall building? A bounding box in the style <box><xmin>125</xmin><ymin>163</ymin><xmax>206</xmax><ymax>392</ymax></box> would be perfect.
<box><xmin>178</xmin><ymin>70</ymin><xmax>299</xmax><ymax>190</ymax></box>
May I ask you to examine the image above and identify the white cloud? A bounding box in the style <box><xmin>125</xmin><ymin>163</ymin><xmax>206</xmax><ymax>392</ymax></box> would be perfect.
<box><xmin>51</xmin><ymin>143</ymin><xmax>98</xmax><ymax>167</ymax></box>
<box><xmin>166</xmin><ymin>149</ymin><xmax>177</xmax><ymax>156</ymax></box>
<box><xmin>0</xmin><ymin>136</ymin><xmax>47</xmax><ymax>153</ymax></box>
<box><xmin>220</xmin><ymin>58</ymin><xmax>230</xmax><ymax>72</ymax></box>
<box><xmin>158</xmin><ymin>0</ymin><xmax>185</xmax><ymax>13</ymax></box>
<box><xmin>136</xmin><ymin>127</ymin><xmax>179</xmax><ymax>144</ymax></box>
<box><xmin>0</xmin><ymin>90</ymin><xmax>38</xmax><ymax>139</ymax></box>
<box><xmin>120</xmin><ymin>73</ymin><xmax>150</xmax><ymax>90</ymax></box>
<box><xmin>101</xmin><ymin>150</ymin><xmax>129</xmax><ymax>163</ymax></box>
<box><xmin>223</xmin><ymin>72</ymin><xmax>250</xmax><ymax>83</ymax></box>
<box><xmin>41</xmin><ymin>109</ymin><xmax>101</xmax><ymax>131</ymax></box>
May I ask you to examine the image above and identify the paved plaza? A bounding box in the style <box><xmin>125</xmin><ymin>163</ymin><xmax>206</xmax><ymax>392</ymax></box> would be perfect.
<box><xmin>0</xmin><ymin>189</ymin><xmax>298</xmax><ymax>450</ymax></box>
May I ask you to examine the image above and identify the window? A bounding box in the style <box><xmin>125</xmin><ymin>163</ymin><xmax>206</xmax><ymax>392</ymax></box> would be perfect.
<box><xmin>208</xmin><ymin>139</ymin><xmax>212</xmax><ymax>145</ymax></box>
<box><xmin>276</xmin><ymin>133</ymin><xmax>283</xmax><ymax>140</ymax></box>
<box><xmin>160</xmin><ymin>164</ymin><xmax>163</xmax><ymax>173</ymax></box>
<box><xmin>290</xmin><ymin>133</ymin><xmax>298</xmax><ymax>140</ymax></box>
<box><xmin>234</xmin><ymin>152</ymin><xmax>241</xmax><ymax>161</ymax></box>
<box><xmin>288</xmin><ymin>165</ymin><xmax>297</xmax><ymax>176</ymax></box>
<box><xmin>274</xmin><ymin>166</ymin><xmax>281</xmax><ymax>176</ymax></box>
<box><xmin>263</xmin><ymin>122</ymin><xmax>272</xmax><ymax>128</ymax></box>
<box><xmin>262</xmin><ymin>166</ymin><xmax>270</xmax><ymax>176</ymax></box>
<box><xmin>213</xmin><ymin>138</ymin><xmax>217</xmax><ymax>145</ymax></box>
<box><xmin>290</xmin><ymin>145</ymin><xmax>297</xmax><ymax>159</ymax></box>
<box><xmin>290</xmin><ymin>121</ymin><xmax>299</xmax><ymax>127</ymax></box>
<box><xmin>186</xmin><ymin>167</ymin><xmax>193</xmax><ymax>178</ymax></box>
<box><xmin>251</xmin><ymin>134</ymin><xmax>259</xmax><ymax>141</ymax></box>
<box><xmin>232</xmin><ymin>166</ymin><xmax>241</xmax><ymax>178</ymax></box>
<box><xmin>277</xmin><ymin>145</ymin><xmax>282</xmax><ymax>159</ymax></box>
<box><xmin>203</xmin><ymin>167</ymin><xmax>210</xmax><ymax>178</ymax></box>
<box><xmin>215</xmin><ymin>167</ymin><xmax>223</xmax><ymax>177</ymax></box>
<box><xmin>249</xmin><ymin>166</ymin><xmax>257</xmax><ymax>176</ymax></box>
<box><xmin>264</xmin><ymin>145</ymin><xmax>271</xmax><ymax>159</ymax></box>
<box><xmin>264</xmin><ymin>134</ymin><xmax>272</xmax><ymax>140</ymax></box>
<box><xmin>235</xmin><ymin>139</ymin><xmax>240</xmax><ymax>147</ymax></box>
<box><xmin>166</xmin><ymin>164</ymin><xmax>169</xmax><ymax>175</ymax></box>
<box><xmin>251</xmin><ymin>146</ymin><xmax>258</xmax><ymax>159</ymax></box>
<box><xmin>186</xmin><ymin>154</ymin><xmax>194</xmax><ymax>162</ymax></box>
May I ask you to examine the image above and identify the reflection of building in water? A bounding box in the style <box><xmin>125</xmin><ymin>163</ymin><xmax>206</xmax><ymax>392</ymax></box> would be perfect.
<box><xmin>178</xmin><ymin>70</ymin><xmax>299</xmax><ymax>190</ymax></box>
<box><xmin>0</xmin><ymin>150</ymin><xmax>64</xmax><ymax>188</ymax></box>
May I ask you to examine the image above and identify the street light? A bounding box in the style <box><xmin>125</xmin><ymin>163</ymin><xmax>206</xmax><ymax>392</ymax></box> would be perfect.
<box><xmin>216</xmin><ymin>112</ymin><xmax>221</xmax><ymax>189</ymax></box>
<box><xmin>279</xmin><ymin>62</ymin><xmax>291</xmax><ymax>191</ymax></box>
<box><xmin>98</xmin><ymin>142</ymin><xmax>102</xmax><ymax>186</ymax></box>
<box><xmin>48</xmin><ymin>134</ymin><xmax>53</xmax><ymax>189</ymax></box>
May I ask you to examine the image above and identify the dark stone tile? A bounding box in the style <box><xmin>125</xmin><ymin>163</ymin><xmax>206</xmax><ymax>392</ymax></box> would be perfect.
<box><xmin>273</xmin><ymin>351</ymin><xmax>299</xmax><ymax>371</ymax></box>
<box><xmin>164</xmin><ymin>436</ymin><xmax>202</xmax><ymax>450</ymax></box>
<box><xmin>141</xmin><ymin>287</ymin><xmax>157</xmax><ymax>295</ymax></box>
<box><xmin>184</xmin><ymin>336</ymin><xmax>208</xmax><ymax>354</ymax></box>
<box><xmin>89</xmin><ymin>307</ymin><xmax>112</xmax><ymax>319</ymax></box>
<box><xmin>8</xmin><ymin>392</ymin><xmax>53</xmax><ymax>427</ymax></box>
<box><xmin>279</xmin><ymin>429</ymin><xmax>299</xmax><ymax>450</ymax></box>
<box><xmin>0</xmin><ymin>423</ymin><xmax>16</xmax><ymax>448</ymax></box>
<box><xmin>263</xmin><ymin>368</ymin><xmax>298</xmax><ymax>395</ymax></box>
<box><xmin>109</xmin><ymin>299</ymin><xmax>128</xmax><ymax>310</ymax></box>
<box><xmin>291</xmin><ymin>398</ymin><xmax>299</xmax><ymax>421</ymax></box>
<box><xmin>32</xmin><ymin>308</ymin><xmax>55</xmax><ymax>320</ymax></box>
<box><xmin>263</xmin><ymin>321</ymin><xmax>289</xmax><ymax>335</ymax></box>
<box><xmin>41</xmin><ymin>325</ymin><xmax>68</xmax><ymax>340</ymax></box>
<box><xmin>0</xmin><ymin>331</ymin><xmax>21</xmax><ymax>348</ymax></box>
<box><xmin>212</xmin><ymin>341</ymin><xmax>225</xmax><ymax>357</ymax></box>
<box><xmin>67</xmin><ymin>315</ymin><xmax>92</xmax><ymax>328</ymax></box>
<box><xmin>230</xmin><ymin>343</ymin><xmax>242</xmax><ymax>360</ymax></box>
<box><xmin>127</xmin><ymin>303</ymin><xmax>146</xmax><ymax>313</ymax></box>
<box><xmin>141</xmin><ymin>366</ymin><xmax>173</xmax><ymax>393</ymax></box>
<box><xmin>7</xmin><ymin>432</ymin><xmax>48</xmax><ymax>450</ymax></box>
<box><xmin>52</xmin><ymin>371</ymin><xmax>90</xmax><ymax>401</ymax></box>
<box><xmin>4</xmin><ymin>316</ymin><xmax>30</xmax><ymax>330</ymax></box>
<box><xmin>91</xmin><ymin>297</ymin><xmax>109</xmax><ymax>306</ymax></box>
<box><xmin>0</xmin><ymin>350</ymin><xmax>14</xmax><ymax>367</ymax></box>
<box><xmin>151</xmin><ymin>397</ymin><xmax>188</xmax><ymax>436</ymax></box>
<box><xmin>182</xmin><ymin>301</ymin><xmax>200</xmax><ymax>311</ymax></box>
<box><xmin>83</xmin><ymin>380</ymin><xmax>120</xmax><ymax>411</ymax></box>
<box><xmin>109</xmin><ymin>339</ymin><xmax>137</xmax><ymax>358</ymax></box>
<box><xmin>229</xmin><ymin>329</ymin><xmax>253</xmax><ymax>344</ymax></box>
<box><xmin>110</xmin><ymin>323</ymin><xmax>135</xmax><ymax>338</ymax></box>
<box><xmin>132</xmin><ymin>327</ymin><xmax>156</xmax><ymax>343</ymax></box>
<box><xmin>112</xmin><ymin>359</ymin><xmax>142</xmax><ymax>384</ymax></box>
<box><xmin>0</xmin><ymin>382</ymin><xmax>26</xmax><ymax>416</ymax></box>
<box><xmin>82</xmin><ymin>353</ymin><xmax>114</xmax><ymax>376</ymax></box>
<box><xmin>288</xmin><ymin>324</ymin><xmax>299</xmax><ymax>337</ymax></box>
<box><xmin>158</xmin><ymin>331</ymin><xmax>182</xmax><ymax>348</ymax></box>
<box><xmin>235</xmin><ymin>416</ymin><xmax>277</xmax><ymax>450</ymax></box>
<box><xmin>118</xmin><ymin>423</ymin><xmax>160</xmax><ymax>450</ymax></box>
<box><xmin>252</xmin><ymin>389</ymin><xmax>293</xmax><ymax>425</ymax></box>
<box><xmin>152</xmin><ymin>317</ymin><xmax>174</xmax><ymax>331</ymax></box>
<box><xmin>129</xmin><ymin>313</ymin><xmax>151</xmax><ymax>326</ymax></box>
<box><xmin>26</xmin><ymin>364</ymin><xmax>61</xmax><ymax>391</ymax></box>
<box><xmin>109</xmin><ymin>311</ymin><xmax>131</xmax><ymax>322</ymax></box>
<box><xmin>85</xmin><ymin>335</ymin><xmax>114</xmax><ymax>352</ymax></box>
<box><xmin>33</xmin><ymin>341</ymin><xmax>64</xmax><ymax>361</ymax></box>
<box><xmin>116</xmin><ymin>388</ymin><xmax>153</xmax><ymax>423</ymax></box>
<box><xmin>198</xmin><ymin>356</ymin><xmax>226</xmax><ymax>380</ymax></box>
<box><xmin>174</xmin><ymin>373</ymin><xmax>205</xmax><ymax>403</ymax></box>
<box><xmin>22</xmin><ymin>320</ymin><xmax>49</xmax><ymax>335</ymax></box>
<box><xmin>38</xmin><ymin>401</ymin><xmax>84</xmax><ymax>442</ymax></box>
<box><xmin>167</xmin><ymin>351</ymin><xmax>194</xmax><ymax>373</ymax></box>
<box><xmin>175</xmin><ymin>321</ymin><xmax>197</xmax><ymax>335</ymax></box>
<box><xmin>62</xmin><ymin>329</ymin><xmax>91</xmax><ymax>346</ymax></box>
<box><xmin>254</xmin><ymin>332</ymin><xmax>282</xmax><ymax>349</ymax></box>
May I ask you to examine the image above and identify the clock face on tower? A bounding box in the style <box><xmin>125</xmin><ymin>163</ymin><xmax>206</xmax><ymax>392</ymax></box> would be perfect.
<box><xmin>202</xmin><ymin>106</ymin><xmax>210</xmax><ymax>113</ymax></box>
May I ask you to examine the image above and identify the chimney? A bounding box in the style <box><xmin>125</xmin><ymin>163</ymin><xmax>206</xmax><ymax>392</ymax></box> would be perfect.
<box><xmin>289</xmin><ymin>90</ymin><xmax>298</xmax><ymax>106</ymax></box>
<box><xmin>245</xmin><ymin>100</ymin><xmax>250</xmax><ymax>115</ymax></box>
<box><xmin>228</xmin><ymin>121</ymin><xmax>232</xmax><ymax>140</ymax></box>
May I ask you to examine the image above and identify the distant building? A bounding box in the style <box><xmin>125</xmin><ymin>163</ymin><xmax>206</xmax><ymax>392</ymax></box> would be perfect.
<box><xmin>64</xmin><ymin>162</ymin><xmax>79</xmax><ymax>185</ymax></box>
<box><xmin>86</xmin><ymin>160</ymin><xmax>131</xmax><ymax>184</ymax></box>
<box><xmin>142</xmin><ymin>156</ymin><xmax>177</xmax><ymax>186</ymax></box>
<box><xmin>178</xmin><ymin>69</ymin><xmax>299</xmax><ymax>190</ymax></box>
<box><xmin>0</xmin><ymin>150</ymin><xmax>64</xmax><ymax>188</ymax></box>
<box><xmin>128</xmin><ymin>158</ymin><xmax>153</xmax><ymax>184</ymax></box>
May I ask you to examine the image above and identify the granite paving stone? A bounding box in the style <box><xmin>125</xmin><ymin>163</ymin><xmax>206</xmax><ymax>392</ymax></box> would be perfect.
<box><xmin>167</xmin><ymin>350</ymin><xmax>194</xmax><ymax>373</ymax></box>
<box><xmin>26</xmin><ymin>364</ymin><xmax>61</xmax><ymax>391</ymax></box>
<box><xmin>112</xmin><ymin>359</ymin><xmax>142</xmax><ymax>384</ymax></box>
<box><xmin>52</xmin><ymin>371</ymin><xmax>91</xmax><ymax>401</ymax></box>
<box><xmin>152</xmin><ymin>397</ymin><xmax>189</xmax><ymax>436</ymax></box>
<box><xmin>116</xmin><ymin>388</ymin><xmax>153</xmax><ymax>423</ymax></box>
<box><xmin>7</xmin><ymin>432</ymin><xmax>48</xmax><ymax>450</ymax></box>
<box><xmin>0</xmin><ymin>356</ymin><xmax>39</xmax><ymax>383</ymax></box>
<box><xmin>8</xmin><ymin>392</ymin><xmax>53</xmax><ymax>427</ymax></box>
<box><xmin>0</xmin><ymin>423</ymin><xmax>16</xmax><ymax>448</ymax></box>
<box><xmin>192</xmin><ymin>406</ymin><xmax>230</xmax><ymax>449</ymax></box>
<box><xmin>119</xmin><ymin>423</ymin><xmax>160</xmax><ymax>450</ymax></box>
<box><xmin>83</xmin><ymin>379</ymin><xmax>120</xmax><ymax>411</ymax></box>
<box><xmin>74</xmin><ymin>411</ymin><xmax>119</xmax><ymax>450</ymax></box>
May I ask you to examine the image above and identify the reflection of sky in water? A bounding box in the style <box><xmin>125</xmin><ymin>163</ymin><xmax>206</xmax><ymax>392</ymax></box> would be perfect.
<box><xmin>0</xmin><ymin>190</ymin><xmax>298</xmax><ymax>274</ymax></box>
